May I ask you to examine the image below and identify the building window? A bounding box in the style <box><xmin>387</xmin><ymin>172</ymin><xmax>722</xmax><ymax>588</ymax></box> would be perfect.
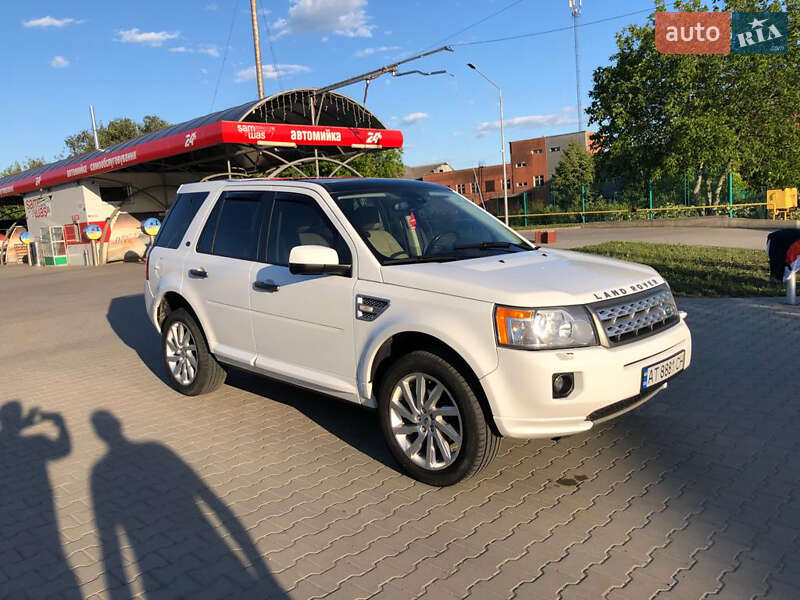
<box><xmin>514</xmin><ymin>161</ymin><xmax>527</xmax><ymax>168</ymax></box>
<box><xmin>505</xmin><ymin>179</ymin><xmax>511</xmax><ymax>190</ymax></box>
<box><xmin>485</xmin><ymin>180</ymin><xmax>495</xmax><ymax>193</ymax></box>
<box><xmin>550</xmin><ymin>146</ymin><xmax>561</xmax><ymax>153</ymax></box>
<box><xmin>470</xmin><ymin>182</ymin><xmax>480</xmax><ymax>194</ymax></box>
<box><xmin>534</xmin><ymin>175</ymin><xmax>544</xmax><ymax>186</ymax></box>
<box><xmin>531</xmin><ymin>149</ymin><xmax>543</xmax><ymax>155</ymax></box>
<box><xmin>456</xmin><ymin>183</ymin><xmax>466</xmax><ymax>194</ymax></box>
<box><xmin>517</xmin><ymin>181</ymin><xmax>528</xmax><ymax>188</ymax></box>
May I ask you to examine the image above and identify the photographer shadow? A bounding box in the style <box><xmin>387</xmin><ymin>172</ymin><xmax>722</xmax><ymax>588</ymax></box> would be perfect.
<box><xmin>0</xmin><ymin>401</ymin><xmax>81</xmax><ymax>599</ymax></box>
<box><xmin>90</xmin><ymin>410</ymin><xmax>286</xmax><ymax>599</ymax></box>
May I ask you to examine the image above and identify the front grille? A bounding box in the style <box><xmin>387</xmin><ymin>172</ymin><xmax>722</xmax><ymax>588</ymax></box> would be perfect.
<box><xmin>590</xmin><ymin>286</ymin><xmax>679</xmax><ymax>346</ymax></box>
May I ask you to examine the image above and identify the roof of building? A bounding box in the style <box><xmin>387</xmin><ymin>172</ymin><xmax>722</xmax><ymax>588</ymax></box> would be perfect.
<box><xmin>402</xmin><ymin>162</ymin><xmax>452</xmax><ymax>180</ymax></box>
<box><xmin>0</xmin><ymin>89</ymin><xmax>402</xmax><ymax>201</ymax></box>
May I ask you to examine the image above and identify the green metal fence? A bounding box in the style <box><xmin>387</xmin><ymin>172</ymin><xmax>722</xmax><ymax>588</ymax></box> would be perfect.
<box><xmin>482</xmin><ymin>172</ymin><xmax>779</xmax><ymax>228</ymax></box>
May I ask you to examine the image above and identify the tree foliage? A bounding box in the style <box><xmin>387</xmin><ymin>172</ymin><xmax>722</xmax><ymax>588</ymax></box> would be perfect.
<box><xmin>64</xmin><ymin>115</ymin><xmax>170</xmax><ymax>157</ymax></box>
<box><xmin>587</xmin><ymin>0</ymin><xmax>800</xmax><ymax>203</ymax></box>
<box><xmin>1</xmin><ymin>157</ymin><xmax>46</xmax><ymax>178</ymax></box>
<box><xmin>550</xmin><ymin>142</ymin><xmax>595</xmax><ymax>209</ymax></box>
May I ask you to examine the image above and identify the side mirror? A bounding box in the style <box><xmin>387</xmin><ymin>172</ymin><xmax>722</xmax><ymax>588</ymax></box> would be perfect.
<box><xmin>288</xmin><ymin>245</ymin><xmax>351</xmax><ymax>276</ymax></box>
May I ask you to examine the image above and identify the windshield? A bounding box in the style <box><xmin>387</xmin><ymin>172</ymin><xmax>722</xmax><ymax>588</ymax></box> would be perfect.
<box><xmin>330</xmin><ymin>182</ymin><xmax>533</xmax><ymax>264</ymax></box>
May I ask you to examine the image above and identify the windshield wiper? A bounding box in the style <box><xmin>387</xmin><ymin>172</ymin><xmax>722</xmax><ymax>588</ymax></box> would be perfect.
<box><xmin>383</xmin><ymin>255</ymin><xmax>463</xmax><ymax>265</ymax></box>
<box><xmin>453</xmin><ymin>241</ymin><xmax>530</xmax><ymax>252</ymax></box>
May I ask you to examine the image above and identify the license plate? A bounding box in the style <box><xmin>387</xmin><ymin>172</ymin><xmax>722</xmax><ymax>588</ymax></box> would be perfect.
<box><xmin>641</xmin><ymin>351</ymin><xmax>685</xmax><ymax>391</ymax></box>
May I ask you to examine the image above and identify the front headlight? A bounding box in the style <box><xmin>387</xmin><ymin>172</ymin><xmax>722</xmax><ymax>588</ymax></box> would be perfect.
<box><xmin>494</xmin><ymin>305</ymin><xmax>597</xmax><ymax>350</ymax></box>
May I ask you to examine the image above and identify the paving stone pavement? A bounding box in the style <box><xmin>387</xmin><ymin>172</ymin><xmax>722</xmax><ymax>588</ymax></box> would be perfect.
<box><xmin>1</xmin><ymin>262</ymin><xmax>798</xmax><ymax>600</ymax></box>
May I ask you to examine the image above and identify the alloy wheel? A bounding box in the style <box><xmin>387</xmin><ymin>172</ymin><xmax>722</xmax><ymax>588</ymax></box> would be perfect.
<box><xmin>165</xmin><ymin>321</ymin><xmax>198</xmax><ymax>385</ymax></box>
<box><xmin>388</xmin><ymin>372</ymin><xmax>463</xmax><ymax>470</ymax></box>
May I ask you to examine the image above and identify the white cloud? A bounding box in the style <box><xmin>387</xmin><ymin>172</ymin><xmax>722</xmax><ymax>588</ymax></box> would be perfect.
<box><xmin>355</xmin><ymin>45</ymin><xmax>400</xmax><ymax>57</ymax></box>
<box><xmin>476</xmin><ymin>106</ymin><xmax>577</xmax><ymax>136</ymax></box>
<box><xmin>169</xmin><ymin>44</ymin><xmax>220</xmax><ymax>57</ymax></box>
<box><xmin>271</xmin><ymin>0</ymin><xmax>375</xmax><ymax>39</ymax></box>
<box><xmin>116</xmin><ymin>28</ymin><xmax>179</xmax><ymax>47</ymax></box>
<box><xmin>23</xmin><ymin>16</ymin><xmax>81</xmax><ymax>28</ymax></box>
<box><xmin>401</xmin><ymin>112</ymin><xmax>430</xmax><ymax>125</ymax></box>
<box><xmin>235</xmin><ymin>63</ymin><xmax>311</xmax><ymax>83</ymax></box>
<box><xmin>204</xmin><ymin>3</ymin><xmax>219</xmax><ymax>10</ymax></box>
<box><xmin>51</xmin><ymin>55</ymin><xmax>69</xmax><ymax>68</ymax></box>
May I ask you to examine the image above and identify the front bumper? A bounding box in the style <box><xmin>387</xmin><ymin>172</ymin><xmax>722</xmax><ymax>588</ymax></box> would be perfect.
<box><xmin>481</xmin><ymin>317</ymin><xmax>692</xmax><ymax>438</ymax></box>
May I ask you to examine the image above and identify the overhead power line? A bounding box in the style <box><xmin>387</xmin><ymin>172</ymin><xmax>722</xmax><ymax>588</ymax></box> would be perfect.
<box><xmin>452</xmin><ymin>7</ymin><xmax>654</xmax><ymax>47</ymax></box>
<box><xmin>211</xmin><ymin>0</ymin><xmax>240</xmax><ymax>111</ymax></box>
<box><xmin>424</xmin><ymin>0</ymin><xmax>528</xmax><ymax>50</ymax></box>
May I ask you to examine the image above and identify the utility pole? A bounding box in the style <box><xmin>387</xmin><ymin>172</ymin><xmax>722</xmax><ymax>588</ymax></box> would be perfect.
<box><xmin>89</xmin><ymin>105</ymin><xmax>100</xmax><ymax>150</ymax></box>
<box><xmin>250</xmin><ymin>0</ymin><xmax>265</xmax><ymax>99</ymax></box>
<box><xmin>569</xmin><ymin>0</ymin><xmax>583</xmax><ymax>131</ymax></box>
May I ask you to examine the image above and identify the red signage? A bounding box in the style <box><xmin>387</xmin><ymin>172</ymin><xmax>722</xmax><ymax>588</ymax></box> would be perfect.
<box><xmin>655</xmin><ymin>12</ymin><xmax>731</xmax><ymax>55</ymax></box>
<box><xmin>0</xmin><ymin>122</ymin><xmax>403</xmax><ymax>198</ymax></box>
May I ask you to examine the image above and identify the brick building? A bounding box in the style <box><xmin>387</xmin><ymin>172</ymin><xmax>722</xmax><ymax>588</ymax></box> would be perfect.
<box><xmin>422</xmin><ymin>130</ymin><xmax>594</xmax><ymax>208</ymax></box>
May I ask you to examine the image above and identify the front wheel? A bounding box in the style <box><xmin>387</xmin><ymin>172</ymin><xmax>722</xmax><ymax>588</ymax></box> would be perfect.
<box><xmin>162</xmin><ymin>308</ymin><xmax>226</xmax><ymax>395</ymax></box>
<box><xmin>378</xmin><ymin>351</ymin><xmax>500</xmax><ymax>486</ymax></box>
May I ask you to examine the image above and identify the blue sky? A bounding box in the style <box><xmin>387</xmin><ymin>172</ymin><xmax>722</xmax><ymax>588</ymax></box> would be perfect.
<box><xmin>0</xmin><ymin>0</ymin><xmax>660</xmax><ymax>171</ymax></box>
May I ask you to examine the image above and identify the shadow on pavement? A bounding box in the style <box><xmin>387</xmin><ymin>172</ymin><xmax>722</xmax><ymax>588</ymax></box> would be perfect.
<box><xmin>90</xmin><ymin>410</ymin><xmax>287</xmax><ymax>599</ymax></box>
<box><xmin>107</xmin><ymin>293</ymin><xmax>398</xmax><ymax>472</ymax></box>
<box><xmin>0</xmin><ymin>401</ymin><xmax>82</xmax><ymax>599</ymax></box>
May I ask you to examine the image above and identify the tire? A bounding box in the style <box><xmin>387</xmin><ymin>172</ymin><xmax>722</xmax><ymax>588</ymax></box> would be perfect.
<box><xmin>162</xmin><ymin>308</ymin><xmax>226</xmax><ymax>396</ymax></box>
<box><xmin>377</xmin><ymin>350</ymin><xmax>500</xmax><ymax>486</ymax></box>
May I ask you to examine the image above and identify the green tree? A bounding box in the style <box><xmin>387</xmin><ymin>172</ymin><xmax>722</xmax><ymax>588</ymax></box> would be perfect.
<box><xmin>587</xmin><ymin>0</ymin><xmax>799</xmax><ymax>204</ymax></box>
<box><xmin>1</xmin><ymin>156</ymin><xmax>46</xmax><ymax>178</ymax></box>
<box><xmin>550</xmin><ymin>142</ymin><xmax>595</xmax><ymax>209</ymax></box>
<box><xmin>64</xmin><ymin>115</ymin><xmax>170</xmax><ymax>157</ymax></box>
<box><xmin>1</xmin><ymin>157</ymin><xmax>47</xmax><ymax>221</ymax></box>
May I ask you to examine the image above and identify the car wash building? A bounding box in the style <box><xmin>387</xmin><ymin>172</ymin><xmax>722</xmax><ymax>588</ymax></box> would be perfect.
<box><xmin>0</xmin><ymin>89</ymin><xmax>402</xmax><ymax>265</ymax></box>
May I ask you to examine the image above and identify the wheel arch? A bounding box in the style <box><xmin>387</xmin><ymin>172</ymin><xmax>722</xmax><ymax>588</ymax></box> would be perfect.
<box><xmin>155</xmin><ymin>292</ymin><xmax>214</xmax><ymax>348</ymax></box>
<box><xmin>366</xmin><ymin>331</ymin><xmax>500</xmax><ymax>436</ymax></box>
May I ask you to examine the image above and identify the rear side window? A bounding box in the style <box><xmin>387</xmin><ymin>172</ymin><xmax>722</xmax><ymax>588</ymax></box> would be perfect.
<box><xmin>197</xmin><ymin>191</ymin><xmax>269</xmax><ymax>261</ymax></box>
<box><xmin>267</xmin><ymin>193</ymin><xmax>352</xmax><ymax>266</ymax></box>
<box><xmin>155</xmin><ymin>192</ymin><xmax>208</xmax><ymax>249</ymax></box>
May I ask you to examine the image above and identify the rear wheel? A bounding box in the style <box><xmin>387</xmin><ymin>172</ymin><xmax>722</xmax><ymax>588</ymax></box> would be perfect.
<box><xmin>378</xmin><ymin>350</ymin><xmax>500</xmax><ymax>486</ymax></box>
<box><xmin>162</xmin><ymin>308</ymin><xmax>226</xmax><ymax>395</ymax></box>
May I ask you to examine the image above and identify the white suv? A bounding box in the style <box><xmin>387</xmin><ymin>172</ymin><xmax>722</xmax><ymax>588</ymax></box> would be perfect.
<box><xmin>145</xmin><ymin>178</ymin><xmax>691</xmax><ymax>485</ymax></box>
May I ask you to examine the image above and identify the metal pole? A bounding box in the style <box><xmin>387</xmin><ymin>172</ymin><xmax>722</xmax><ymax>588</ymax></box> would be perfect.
<box><xmin>570</xmin><ymin>0</ymin><xmax>583</xmax><ymax>132</ymax></box>
<box><xmin>787</xmin><ymin>271</ymin><xmax>797</xmax><ymax>305</ymax></box>
<box><xmin>581</xmin><ymin>184</ymin><xmax>586</xmax><ymax>223</ymax></box>
<box><xmin>523</xmin><ymin>192</ymin><xmax>528</xmax><ymax>227</ymax></box>
<box><xmin>468</xmin><ymin>63</ymin><xmax>508</xmax><ymax>225</ymax></box>
<box><xmin>499</xmin><ymin>90</ymin><xmax>509</xmax><ymax>225</ymax></box>
<box><xmin>728</xmin><ymin>171</ymin><xmax>733</xmax><ymax>218</ymax></box>
<box><xmin>649</xmin><ymin>180</ymin><xmax>654</xmax><ymax>220</ymax></box>
<box><xmin>89</xmin><ymin>105</ymin><xmax>100</xmax><ymax>150</ymax></box>
<box><xmin>250</xmin><ymin>0</ymin><xmax>265</xmax><ymax>100</ymax></box>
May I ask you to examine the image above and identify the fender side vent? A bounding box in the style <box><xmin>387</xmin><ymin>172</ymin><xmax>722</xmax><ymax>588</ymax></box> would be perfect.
<box><xmin>356</xmin><ymin>296</ymin><xmax>389</xmax><ymax>321</ymax></box>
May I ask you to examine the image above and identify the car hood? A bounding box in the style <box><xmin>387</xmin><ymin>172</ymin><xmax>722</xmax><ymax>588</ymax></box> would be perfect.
<box><xmin>380</xmin><ymin>248</ymin><xmax>666</xmax><ymax>306</ymax></box>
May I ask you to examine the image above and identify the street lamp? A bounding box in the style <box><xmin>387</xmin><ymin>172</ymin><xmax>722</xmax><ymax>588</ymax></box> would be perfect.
<box><xmin>468</xmin><ymin>63</ymin><xmax>509</xmax><ymax>225</ymax></box>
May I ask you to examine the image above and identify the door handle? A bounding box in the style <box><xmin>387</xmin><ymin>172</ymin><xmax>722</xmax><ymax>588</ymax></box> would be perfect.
<box><xmin>253</xmin><ymin>279</ymin><xmax>279</xmax><ymax>292</ymax></box>
<box><xmin>189</xmin><ymin>268</ymin><xmax>207</xmax><ymax>278</ymax></box>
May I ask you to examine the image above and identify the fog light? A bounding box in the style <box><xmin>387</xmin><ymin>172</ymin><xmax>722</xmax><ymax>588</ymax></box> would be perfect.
<box><xmin>552</xmin><ymin>373</ymin><xmax>574</xmax><ymax>399</ymax></box>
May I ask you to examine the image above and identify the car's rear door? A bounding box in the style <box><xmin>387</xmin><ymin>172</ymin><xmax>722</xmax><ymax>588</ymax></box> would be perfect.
<box><xmin>250</xmin><ymin>189</ymin><xmax>358</xmax><ymax>399</ymax></box>
<box><xmin>148</xmin><ymin>191</ymin><xmax>209</xmax><ymax>300</ymax></box>
<box><xmin>182</xmin><ymin>189</ymin><xmax>272</xmax><ymax>366</ymax></box>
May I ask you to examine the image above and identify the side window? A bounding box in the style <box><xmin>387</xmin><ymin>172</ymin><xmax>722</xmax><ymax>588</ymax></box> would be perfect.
<box><xmin>197</xmin><ymin>191</ymin><xmax>269</xmax><ymax>261</ymax></box>
<box><xmin>155</xmin><ymin>191</ymin><xmax>208</xmax><ymax>249</ymax></box>
<box><xmin>267</xmin><ymin>193</ymin><xmax>351</xmax><ymax>267</ymax></box>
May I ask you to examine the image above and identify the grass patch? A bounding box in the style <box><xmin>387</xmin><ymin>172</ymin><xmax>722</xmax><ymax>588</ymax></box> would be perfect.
<box><xmin>574</xmin><ymin>241</ymin><xmax>783</xmax><ymax>297</ymax></box>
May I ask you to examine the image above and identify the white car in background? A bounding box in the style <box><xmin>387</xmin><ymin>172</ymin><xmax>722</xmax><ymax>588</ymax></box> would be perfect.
<box><xmin>145</xmin><ymin>178</ymin><xmax>691</xmax><ymax>486</ymax></box>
